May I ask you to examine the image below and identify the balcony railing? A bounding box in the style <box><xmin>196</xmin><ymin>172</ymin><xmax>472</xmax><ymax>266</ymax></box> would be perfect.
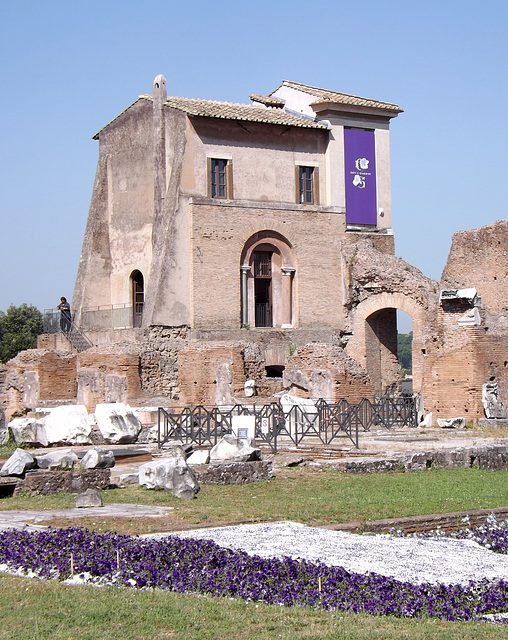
<box><xmin>43</xmin><ymin>304</ymin><xmax>141</xmax><ymax>333</ymax></box>
<box><xmin>42</xmin><ymin>310</ymin><xmax>93</xmax><ymax>352</ymax></box>
<box><xmin>80</xmin><ymin>304</ymin><xmax>138</xmax><ymax>331</ymax></box>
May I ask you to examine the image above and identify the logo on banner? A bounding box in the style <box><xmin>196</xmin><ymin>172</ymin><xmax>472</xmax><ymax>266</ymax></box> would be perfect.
<box><xmin>351</xmin><ymin>157</ymin><xmax>371</xmax><ymax>189</ymax></box>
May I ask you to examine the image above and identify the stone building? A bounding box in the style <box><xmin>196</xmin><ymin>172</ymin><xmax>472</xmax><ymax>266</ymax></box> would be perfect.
<box><xmin>1</xmin><ymin>76</ymin><xmax>506</xmax><ymax>425</ymax></box>
<box><xmin>70</xmin><ymin>75</ymin><xmax>406</xmax><ymax>405</ymax></box>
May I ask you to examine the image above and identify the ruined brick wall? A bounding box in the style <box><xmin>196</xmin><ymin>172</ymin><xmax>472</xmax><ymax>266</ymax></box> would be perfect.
<box><xmin>139</xmin><ymin>326</ymin><xmax>189</xmax><ymax>398</ymax></box>
<box><xmin>178</xmin><ymin>344</ymin><xmax>246</xmax><ymax>406</ymax></box>
<box><xmin>242</xmin><ymin>341</ymin><xmax>285</xmax><ymax>398</ymax></box>
<box><xmin>424</xmin><ymin>324</ymin><xmax>507</xmax><ymax>422</ymax></box>
<box><xmin>38</xmin><ymin>352</ymin><xmax>77</xmax><ymax>401</ymax></box>
<box><xmin>76</xmin><ymin>351</ymin><xmax>143</xmax><ymax>412</ymax></box>
<box><xmin>442</xmin><ymin>220</ymin><xmax>508</xmax><ymax>319</ymax></box>
<box><xmin>284</xmin><ymin>343</ymin><xmax>375</xmax><ymax>403</ymax></box>
<box><xmin>1</xmin><ymin>351</ymin><xmax>77</xmax><ymax>421</ymax></box>
<box><xmin>37</xmin><ymin>334</ymin><xmax>57</xmax><ymax>350</ymax></box>
<box><xmin>343</xmin><ymin>239</ymin><xmax>439</xmax><ymax>395</ymax></box>
<box><xmin>429</xmin><ymin>220</ymin><xmax>508</xmax><ymax>422</ymax></box>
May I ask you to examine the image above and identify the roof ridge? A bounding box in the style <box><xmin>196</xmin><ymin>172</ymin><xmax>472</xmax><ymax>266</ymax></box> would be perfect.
<box><xmin>278</xmin><ymin>80</ymin><xmax>402</xmax><ymax>111</ymax></box>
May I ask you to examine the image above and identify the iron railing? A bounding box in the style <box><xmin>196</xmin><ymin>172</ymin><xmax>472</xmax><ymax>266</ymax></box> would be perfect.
<box><xmin>44</xmin><ymin>304</ymin><xmax>141</xmax><ymax>333</ymax></box>
<box><xmin>158</xmin><ymin>396</ymin><xmax>419</xmax><ymax>453</ymax></box>
<box><xmin>42</xmin><ymin>310</ymin><xmax>93</xmax><ymax>352</ymax></box>
<box><xmin>80</xmin><ymin>304</ymin><xmax>138</xmax><ymax>331</ymax></box>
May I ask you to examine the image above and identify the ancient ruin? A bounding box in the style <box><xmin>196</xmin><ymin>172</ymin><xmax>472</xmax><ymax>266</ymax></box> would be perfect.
<box><xmin>0</xmin><ymin>76</ymin><xmax>506</xmax><ymax>429</ymax></box>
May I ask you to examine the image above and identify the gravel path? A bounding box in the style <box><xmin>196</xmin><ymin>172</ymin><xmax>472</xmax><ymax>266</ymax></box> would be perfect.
<box><xmin>165</xmin><ymin>521</ymin><xmax>508</xmax><ymax>586</ymax></box>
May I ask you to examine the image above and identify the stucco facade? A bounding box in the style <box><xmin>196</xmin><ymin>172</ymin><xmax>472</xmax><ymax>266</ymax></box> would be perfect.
<box><xmin>73</xmin><ymin>76</ymin><xmax>402</xmax><ymax>337</ymax></box>
<box><xmin>2</xmin><ymin>77</ymin><xmax>506</xmax><ymax>427</ymax></box>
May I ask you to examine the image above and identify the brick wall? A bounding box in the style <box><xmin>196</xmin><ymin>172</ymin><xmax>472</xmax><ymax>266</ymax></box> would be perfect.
<box><xmin>178</xmin><ymin>345</ymin><xmax>246</xmax><ymax>406</ymax></box>
<box><xmin>38</xmin><ymin>352</ymin><xmax>77</xmax><ymax>401</ymax></box>
<box><xmin>423</xmin><ymin>324</ymin><xmax>507</xmax><ymax>422</ymax></box>
<box><xmin>191</xmin><ymin>201</ymin><xmax>348</xmax><ymax>331</ymax></box>
<box><xmin>76</xmin><ymin>352</ymin><xmax>143</xmax><ymax>411</ymax></box>
<box><xmin>285</xmin><ymin>343</ymin><xmax>375</xmax><ymax>403</ymax></box>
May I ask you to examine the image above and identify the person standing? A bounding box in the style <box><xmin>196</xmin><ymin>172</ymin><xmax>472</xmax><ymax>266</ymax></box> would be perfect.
<box><xmin>56</xmin><ymin>297</ymin><xmax>71</xmax><ymax>334</ymax></box>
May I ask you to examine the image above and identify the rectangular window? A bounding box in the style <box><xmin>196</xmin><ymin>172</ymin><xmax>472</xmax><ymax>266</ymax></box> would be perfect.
<box><xmin>208</xmin><ymin>158</ymin><xmax>233</xmax><ymax>199</ymax></box>
<box><xmin>296</xmin><ymin>166</ymin><xmax>319</xmax><ymax>205</ymax></box>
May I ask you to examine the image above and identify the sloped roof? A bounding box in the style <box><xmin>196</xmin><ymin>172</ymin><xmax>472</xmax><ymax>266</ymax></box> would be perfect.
<box><xmin>273</xmin><ymin>80</ymin><xmax>403</xmax><ymax>114</ymax></box>
<box><xmin>163</xmin><ymin>95</ymin><xmax>328</xmax><ymax>129</ymax></box>
<box><xmin>249</xmin><ymin>94</ymin><xmax>285</xmax><ymax>108</ymax></box>
<box><xmin>93</xmin><ymin>80</ymin><xmax>401</xmax><ymax>139</ymax></box>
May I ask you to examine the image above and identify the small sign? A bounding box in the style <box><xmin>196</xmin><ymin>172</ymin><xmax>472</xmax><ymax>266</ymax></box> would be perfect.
<box><xmin>261</xmin><ymin>417</ymin><xmax>270</xmax><ymax>434</ymax></box>
<box><xmin>232</xmin><ymin>415</ymin><xmax>256</xmax><ymax>441</ymax></box>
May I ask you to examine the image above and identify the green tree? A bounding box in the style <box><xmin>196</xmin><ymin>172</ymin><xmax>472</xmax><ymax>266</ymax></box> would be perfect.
<box><xmin>0</xmin><ymin>304</ymin><xmax>44</xmax><ymax>363</ymax></box>
<box><xmin>397</xmin><ymin>331</ymin><xmax>413</xmax><ymax>374</ymax></box>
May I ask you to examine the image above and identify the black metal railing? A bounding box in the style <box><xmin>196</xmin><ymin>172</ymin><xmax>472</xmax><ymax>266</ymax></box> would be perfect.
<box><xmin>158</xmin><ymin>396</ymin><xmax>419</xmax><ymax>453</ymax></box>
<box><xmin>42</xmin><ymin>310</ymin><xmax>93</xmax><ymax>352</ymax></box>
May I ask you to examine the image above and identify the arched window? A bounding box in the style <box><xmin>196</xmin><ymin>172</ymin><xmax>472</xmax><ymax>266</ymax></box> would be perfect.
<box><xmin>240</xmin><ymin>232</ymin><xmax>295</xmax><ymax>329</ymax></box>
<box><xmin>130</xmin><ymin>270</ymin><xmax>144</xmax><ymax>328</ymax></box>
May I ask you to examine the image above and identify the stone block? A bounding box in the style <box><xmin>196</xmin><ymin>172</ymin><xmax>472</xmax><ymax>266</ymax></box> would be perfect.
<box><xmin>187</xmin><ymin>449</ymin><xmax>210</xmax><ymax>465</ymax></box>
<box><xmin>209</xmin><ymin>434</ymin><xmax>261</xmax><ymax>463</ymax></box>
<box><xmin>8</xmin><ymin>417</ymin><xmax>48</xmax><ymax>447</ymax></box>
<box><xmin>482</xmin><ymin>382</ymin><xmax>508</xmax><ymax>419</ymax></box>
<box><xmin>437</xmin><ymin>417</ymin><xmax>466</xmax><ymax>429</ymax></box>
<box><xmin>44</xmin><ymin>405</ymin><xmax>92</xmax><ymax>445</ymax></box>
<box><xmin>35</xmin><ymin>450</ymin><xmax>78</xmax><ymax>471</ymax></box>
<box><xmin>75</xmin><ymin>488</ymin><xmax>103</xmax><ymax>508</ymax></box>
<box><xmin>139</xmin><ymin>447</ymin><xmax>199</xmax><ymax>499</ymax></box>
<box><xmin>79</xmin><ymin>447</ymin><xmax>115</xmax><ymax>470</ymax></box>
<box><xmin>0</xmin><ymin>449</ymin><xmax>36</xmax><ymax>477</ymax></box>
<box><xmin>94</xmin><ymin>403</ymin><xmax>141</xmax><ymax>444</ymax></box>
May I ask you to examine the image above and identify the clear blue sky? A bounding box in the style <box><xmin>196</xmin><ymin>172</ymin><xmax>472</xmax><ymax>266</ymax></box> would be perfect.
<box><xmin>1</xmin><ymin>0</ymin><xmax>507</xmax><ymax>317</ymax></box>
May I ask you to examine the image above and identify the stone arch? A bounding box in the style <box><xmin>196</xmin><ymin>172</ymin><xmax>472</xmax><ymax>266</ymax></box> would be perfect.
<box><xmin>346</xmin><ymin>292</ymin><xmax>428</xmax><ymax>396</ymax></box>
<box><xmin>240</xmin><ymin>231</ymin><xmax>296</xmax><ymax>328</ymax></box>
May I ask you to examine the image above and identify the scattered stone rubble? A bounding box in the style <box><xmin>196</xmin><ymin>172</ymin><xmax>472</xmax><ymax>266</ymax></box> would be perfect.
<box><xmin>0</xmin><ymin>399</ymin><xmax>274</xmax><ymax>498</ymax></box>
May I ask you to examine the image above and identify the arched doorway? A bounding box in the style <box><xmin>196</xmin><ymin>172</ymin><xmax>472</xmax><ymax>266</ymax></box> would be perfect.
<box><xmin>253</xmin><ymin>250</ymin><xmax>273</xmax><ymax>327</ymax></box>
<box><xmin>347</xmin><ymin>293</ymin><xmax>426</xmax><ymax>398</ymax></box>
<box><xmin>240</xmin><ymin>231</ymin><xmax>295</xmax><ymax>329</ymax></box>
<box><xmin>365</xmin><ymin>308</ymin><xmax>400</xmax><ymax>396</ymax></box>
<box><xmin>130</xmin><ymin>270</ymin><xmax>144</xmax><ymax>328</ymax></box>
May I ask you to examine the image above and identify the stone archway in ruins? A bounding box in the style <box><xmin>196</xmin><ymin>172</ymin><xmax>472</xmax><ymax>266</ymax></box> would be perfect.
<box><xmin>346</xmin><ymin>292</ymin><xmax>428</xmax><ymax>397</ymax></box>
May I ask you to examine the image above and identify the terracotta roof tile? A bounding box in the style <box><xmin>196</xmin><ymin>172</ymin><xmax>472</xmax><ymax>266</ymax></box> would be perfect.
<box><xmin>249</xmin><ymin>94</ymin><xmax>285</xmax><ymax>108</ymax></box>
<box><xmin>163</xmin><ymin>96</ymin><xmax>328</xmax><ymax>129</ymax></box>
<box><xmin>274</xmin><ymin>80</ymin><xmax>403</xmax><ymax>113</ymax></box>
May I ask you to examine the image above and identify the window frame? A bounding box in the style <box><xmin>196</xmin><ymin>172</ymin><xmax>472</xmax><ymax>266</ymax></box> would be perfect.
<box><xmin>295</xmin><ymin>165</ymin><xmax>319</xmax><ymax>205</ymax></box>
<box><xmin>207</xmin><ymin>158</ymin><xmax>233</xmax><ymax>199</ymax></box>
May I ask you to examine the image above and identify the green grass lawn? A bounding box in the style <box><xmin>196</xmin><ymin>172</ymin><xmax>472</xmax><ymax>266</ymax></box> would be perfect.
<box><xmin>0</xmin><ymin>574</ymin><xmax>506</xmax><ymax>640</ymax></box>
<box><xmin>1</xmin><ymin>466</ymin><xmax>507</xmax><ymax>534</ymax></box>
<box><xmin>0</xmin><ymin>467</ymin><xmax>507</xmax><ymax>638</ymax></box>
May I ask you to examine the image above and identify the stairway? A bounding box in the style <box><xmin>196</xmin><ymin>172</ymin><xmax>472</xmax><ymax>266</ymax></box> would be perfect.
<box><xmin>65</xmin><ymin>321</ymin><xmax>93</xmax><ymax>352</ymax></box>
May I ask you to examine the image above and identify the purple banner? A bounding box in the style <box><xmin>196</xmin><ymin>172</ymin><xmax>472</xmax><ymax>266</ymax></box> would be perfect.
<box><xmin>344</xmin><ymin>128</ymin><xmax>377</xmax><ymax>225</ymax></box>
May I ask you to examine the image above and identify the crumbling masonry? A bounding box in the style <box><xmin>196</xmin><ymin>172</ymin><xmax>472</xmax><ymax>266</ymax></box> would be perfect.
<box><xmin>1</xmin><ymin>76</ymin><xmax>506</xmax><ymax>425</ymax></box>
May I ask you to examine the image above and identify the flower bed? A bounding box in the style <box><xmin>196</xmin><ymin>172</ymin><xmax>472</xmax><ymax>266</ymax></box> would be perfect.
<box><xmin>0</xmin><ymin>525</ymin><xmax>508</xmax><ymax>621</ymax></box>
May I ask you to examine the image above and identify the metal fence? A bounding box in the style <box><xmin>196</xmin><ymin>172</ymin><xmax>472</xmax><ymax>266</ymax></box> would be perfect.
<box><xmin>44</xmin><ymin>305</ymin><xmax>138</xmax><ymax>333</ymax></box>
<box><xmin>158</xmin><ymin>395</ymin><xmax>419</xmax><ymax>453</ymax></box>
<box><xmin>42</xmin><ymin>310</ymin><xmax>93</xmax><ymax>351</ymax></box>
<box><xmin>80</xmin><ymin>304</ymin><xmax>135</xmax><ymax>331</ymax></box>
